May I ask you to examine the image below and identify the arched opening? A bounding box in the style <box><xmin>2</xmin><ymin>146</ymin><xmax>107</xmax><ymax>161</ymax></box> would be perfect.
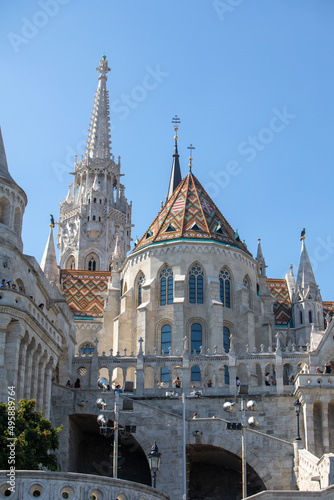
<box><xmin>188</xmin><ymin>444</ymin><xmax>266</xmax><ymax>500</ymax></box>
<box><xmin>69</xmin><ymin>414</ymin><xmax>151</xmax><ymax>485</ymax></box>
<box><xmin>220</xmin><ymin>268</ymin><xmax>231</xmax><ymax>308</ymax></box>
<box><xmin>283</xmin><ymin>363</ymin><xmax>294</xmax><ymax>385</ymax></box>
<box><xmin>112</xmin><ymin>367</ymin><xmax>123</xmax><ymax>389</ymax></box>
<box><xmin>191</xmin><ymin>323</ymin><xmax>202</xmax><ymax>354</ymax></box>
<box><xmin>189</xmin><ymin>263</ymin><xmax>204</xmax><ymax>304</ymax></box>
<box><xmin>0</xmin><ymin>196</ymin><xmax>11</xmax><ymax>226</ymax></box>
<box><xmin>85</xmin><ymin>253</ymin><xmax>100</xmax><ymax>272</ymax></box>
<box><xmin>160</xmin><ymin>266</ymin><xmax>173</xmax><ymax>305</ymax></box>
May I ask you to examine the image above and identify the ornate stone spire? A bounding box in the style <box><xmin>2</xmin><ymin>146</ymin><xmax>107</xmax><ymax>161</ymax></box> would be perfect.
<box><xmin>40</xmin><ymin>218</ymin><xmax>58</xmax><ymax>285</ymax></box>
<box><xmin>58</xmin><ymin>58</ymin><xmax>132</xmax><ymax>272</ymax></box>
<box><xmin>167</xmin><ymin>115</ymin><xmax>182</xmax><ymax>200</ymax></box>
<box><xmin>256</xmin><ymin>238</ymin><xmax>267</xmax><ymax>277</ymax></box>
<box><xmin>86</xmin><ymin>56</ymin><xmax>112</xmax><ymax>160</ymax></box>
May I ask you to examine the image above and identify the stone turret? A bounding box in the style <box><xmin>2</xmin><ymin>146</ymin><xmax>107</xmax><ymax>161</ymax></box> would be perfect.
<box><xmin>0</xmin><ymin>127</ymin><xmax>27</xmax><ymax>253</ymax></box>
<box><xmin>292</xmin><ymin>231</ymin><xmax>323</xmax><ymax>345</ymax></box>
<box><xmin>57</xmin><ymin>56</ymin><xmax>132</xmax><ymax>271</ymax></box>
<box><xmin>40</xmin><ymin>217</ymin><xmax>59</xmax><ymax>286</ymax></box>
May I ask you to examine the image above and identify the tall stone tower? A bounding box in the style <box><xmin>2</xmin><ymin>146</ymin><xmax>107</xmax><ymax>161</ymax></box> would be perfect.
<box><xmin>58</xmin><ymin>56</ymin><xmax>132</xmax><ymax>271</ymax></box>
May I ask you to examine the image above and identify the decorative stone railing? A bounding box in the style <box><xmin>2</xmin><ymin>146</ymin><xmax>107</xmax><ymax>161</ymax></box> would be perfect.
<box><xmin>72</xmin><ymin>343</ymin><xmax>310</xmax><ymax>396</ymax></box>
<box><xmin>295</xmin><ymin>374</ymin><xmax>334</xmax><ymax>390</ymax></box>
<box><xmin>0</xmin><ymin>288</ymin><xmax>62</xmax><ymax>346</ymax></box>
<box><xmin>0</xmin><ymin>470</ymin><xmax>170</xmax><ymax>500</ymax></box>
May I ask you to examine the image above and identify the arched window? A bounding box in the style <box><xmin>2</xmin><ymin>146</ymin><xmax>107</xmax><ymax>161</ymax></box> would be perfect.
<box><xmin>309</xmin><ymin>310</ymin><xmax>313</xmax><ymax>323</ymax></box>
<box><xmin>189</xmin><ymin>265</ymin><xmax>204</xmax><ymax>304</ymax></box>
<box><xmin>137</xmin><ymin>274</ymin><xmax>146</xmax><ymax>306</ymax></box>
<box><xmin>220</xmin><ymin>269</ymin><xmax>231</xmax><ymax>308</ymax></box>
<box><xmin>161</xmin><ymin>324</ymin><xmax>171</xmax><ymax>354</ymax></box>
<box><xmin>191</xmin><ymin>323</ymin><xmax>202</xmax><ymax>354</ymax></box>
<box><xmin>160</xmin><ymin>267</ymin><xmax>173</xmax><ymax>306</ymax></box>
<box><xmin>92</xmin><ymin>215</ymin><xmax>96</xmax><ymax>221</ymax></box>
<box><xmin>191</xmin><ymin>365</ymin><xmax>201</xmax><ymax>381</ymax></box>
<box><xmin>160</xmin><ymin>324</ymin><xmax>171</xmax><ymax>382</ymax></box>
<box><xmin>66</xmin><ymin>256</ymin><xmax>75</xmax><ymax>270</ymax></box>
<box><xmin>0</xmin><ymin>197</ymin><xmax>11</xmax><ymax>226</ymax></box>
<box><xmin>88</xmin><ymin>257</ymin><xmax>96</xmax><ymax>271</ymax></box>
<box><xmin>223</xmin><ymin>326</ymin><xmax>230</xmax><ymax>353</ymax></box>
<box><xmin>224</xmin><ymin>366</ymin><xmax>230</xmax><ymax>385</ymax></box>
<box><xmin>299</xmin><ymin>310</ymin><xmax>303</xmax><ymax>325</ymax></box>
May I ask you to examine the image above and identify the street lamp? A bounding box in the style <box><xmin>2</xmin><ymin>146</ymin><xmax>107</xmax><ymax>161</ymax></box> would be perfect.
<box><xmin>96</xmin><ymin>378</ymin><xmax>120</xmax><ymax>478</ymax></box>
<box><xmin>294</xmin><ymin>399</ymin><xmax>302</xmax><ymax>441</ymax></box>
<box><xmin>148</xmin><ymin>441</ymin><xmax>161</xmax><ymax>488</ymax></box>
<box><xmin>224</xmin><ymin>390</ymin><xmax>259</xmax><ymax>500</ymax></box>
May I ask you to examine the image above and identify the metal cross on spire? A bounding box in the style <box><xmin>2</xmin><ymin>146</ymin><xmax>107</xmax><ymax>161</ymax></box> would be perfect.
<box><xmin>172</xmin><ymin>115</ymin><xmax>181</xmax><ymax>141</ymax></box>
<box><xmin>187</xmin><ymin>144</ymin><xmax>195</xmax><ymax>172</ymax></box>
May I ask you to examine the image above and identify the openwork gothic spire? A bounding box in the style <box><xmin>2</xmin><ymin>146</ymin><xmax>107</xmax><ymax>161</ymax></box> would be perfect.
<box><xmin>86</xmin><ymin>56</ymin><xmax>112</xmax><ymax>160</ymax></box>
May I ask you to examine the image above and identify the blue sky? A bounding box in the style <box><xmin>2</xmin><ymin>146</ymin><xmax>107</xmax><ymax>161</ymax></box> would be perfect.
<box><xmin>1</xmin><ymin>0</ymin><xmax>334</xmax><ymax>300</ymax></box>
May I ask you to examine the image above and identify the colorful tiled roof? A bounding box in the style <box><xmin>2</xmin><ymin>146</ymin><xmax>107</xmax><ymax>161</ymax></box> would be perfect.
<box><xmin>134</xmin><ymin>172</ymin><xmax>251</xmax><ymax>254</ymax></box>
<box><xmin>61</xmin><ymin>270</ymin><xmax>109</xmax><ymax>318</ymax></box>
<box><xmin>323</xmin><ymin>301</ymin><xmax>334</xmax><ymax>318</ymax></box>
<box><xmin>267</xmin><ymin>278</ymin><xmax>292</xmax><ymax>326</ymax></box>
<box><xmin>267</xmin><ymin>279</ymin><xmax>334</xmax><ymax>326</ymax></box>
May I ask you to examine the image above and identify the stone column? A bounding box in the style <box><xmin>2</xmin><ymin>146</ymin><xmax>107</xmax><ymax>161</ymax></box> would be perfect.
<box><xmin>303</xmin><ymin>401</ymin><xmax>314</xmax><ymax>453</ymax></box>
<box><xmin>43</xmin><ymin>360</ymin><xmax>54</xmax><ymax>419</ymax></box>
<box><xmin>24</xmin><ymin>340</ymin><xmax>38</xmax><ymax>399</ymax></box>
<box><xmin>36</xmin><ymin>353</ymin><xmax>48</xmax><ymax>411</ymax></box>
<box><xmin>322</xmin><ymin>402</ymin><xmax>329</xmax><ymax>453</ymax></box>
<box><xmin>17</xmin><ymin>338</ymin><xmax>29</xmax><ymax>401</ymax></box>
<box><xmin>0</xmin><ymin>315</ymin><xmax>11</xmax><ymax>401</ymax></box>
<box><xmin>31</xmin><ymin>346</ymin><xmax>42</xmax><ymax>401</ymax></box>
<box><xmin>135</xmin><ymin>348</ymin><xmax>144</xmax><ymax>396</ymax></box>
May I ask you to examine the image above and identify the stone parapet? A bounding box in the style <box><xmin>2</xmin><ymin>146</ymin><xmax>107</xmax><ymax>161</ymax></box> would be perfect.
<box><xmin>0</xmin><ymin>470</ymin><xmax>170</xmax><ymax>500</ymax></box>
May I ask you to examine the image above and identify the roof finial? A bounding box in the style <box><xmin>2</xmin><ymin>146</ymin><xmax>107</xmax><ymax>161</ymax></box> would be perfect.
<box><xmin>172</xmin><ymin>115</ymin><xmax>180</xmax><ymax>141</ymax></box>
<box><xmin>300</xmin><ymin>228</ymin><xmax>306</xmax><ymax>241</ymax></box>
<box><xmin>187</xmin><ymin>144</ymin><xmax>195</xmax><ymax>172</ymax></box>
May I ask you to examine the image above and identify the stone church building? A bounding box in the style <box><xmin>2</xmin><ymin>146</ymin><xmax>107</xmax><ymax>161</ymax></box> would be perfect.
<box><xmin>1</xmin><ymin>57</ymin><xmax>334</xmax><ymax>500</ymax></box>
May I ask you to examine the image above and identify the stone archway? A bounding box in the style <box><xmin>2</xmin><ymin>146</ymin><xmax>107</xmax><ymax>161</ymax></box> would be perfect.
<box><xmin>187</xmin><ymin>444</ymin><xmax>265</xmax><ymax>500</ymax></box>
<box><xmin>68</xmin><ymin>414</ymin><xmax>151</xmax><ymax>485</ymax></box>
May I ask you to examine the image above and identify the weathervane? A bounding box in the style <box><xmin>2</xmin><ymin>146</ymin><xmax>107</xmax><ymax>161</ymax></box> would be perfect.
<box><xmin>172</xmin><ymin>115</ymin><xmax>180</xmax><ymax>141</ymax></box>
<box><xmin>187</xmin><ymin>144</ymin><xmax>195</xmax><ymax>172</ymax></box>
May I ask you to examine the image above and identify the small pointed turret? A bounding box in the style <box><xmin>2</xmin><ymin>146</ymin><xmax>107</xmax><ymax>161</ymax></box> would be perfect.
<box><xmin>0</xmin><ymin>127</ymin><xmax>27</xmax><ymax>252</ymax></box>
<box><xmin>296</xmin><ymin>233</ymin><xmax>317</xmax><ymax>295</ymax></box>
<box><xmin>86</xmin><ymin>55</ymin><xmax>112</xmax><ymax>160</ymax></box>
<box><xmin>256</xmin><ymin>239</ymin><xmax>267</xmax><ymax>277</ymax></box>
<box><xmin>167</xmin><ymin>116</ymin><xmax>182</xmax><ymax>199</ymax></box>
<box><xmin>40</xmin><ymin>217</ymin><xmax>58</xmax><ymax>285</ymax></box>
<box><xmin>0</xmin><ymin>128</ymin><xmax>15</xmax><ymax>184</ymax></box>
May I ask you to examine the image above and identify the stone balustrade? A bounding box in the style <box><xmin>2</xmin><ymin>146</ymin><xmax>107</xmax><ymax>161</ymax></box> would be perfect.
<box><xmin>72</xmin><ymin>344</ymin><xmax>309</xmax><ymax>397</ymax></box>
<box><xmin>0</xmin><ymin>288</ymin><xmax>62</xmax><ymax>347</ymax></box>
<box><xmin>0</xmin><ymin>471</ymin><xmax>170</xmax><ymax>500</ymax></box>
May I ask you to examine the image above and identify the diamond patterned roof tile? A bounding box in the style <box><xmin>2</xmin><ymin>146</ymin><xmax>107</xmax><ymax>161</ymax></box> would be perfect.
<box><xmin>134</xmin><ymin>172</ymin><xmax>251</xmax><ymax>254</ymax></box>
